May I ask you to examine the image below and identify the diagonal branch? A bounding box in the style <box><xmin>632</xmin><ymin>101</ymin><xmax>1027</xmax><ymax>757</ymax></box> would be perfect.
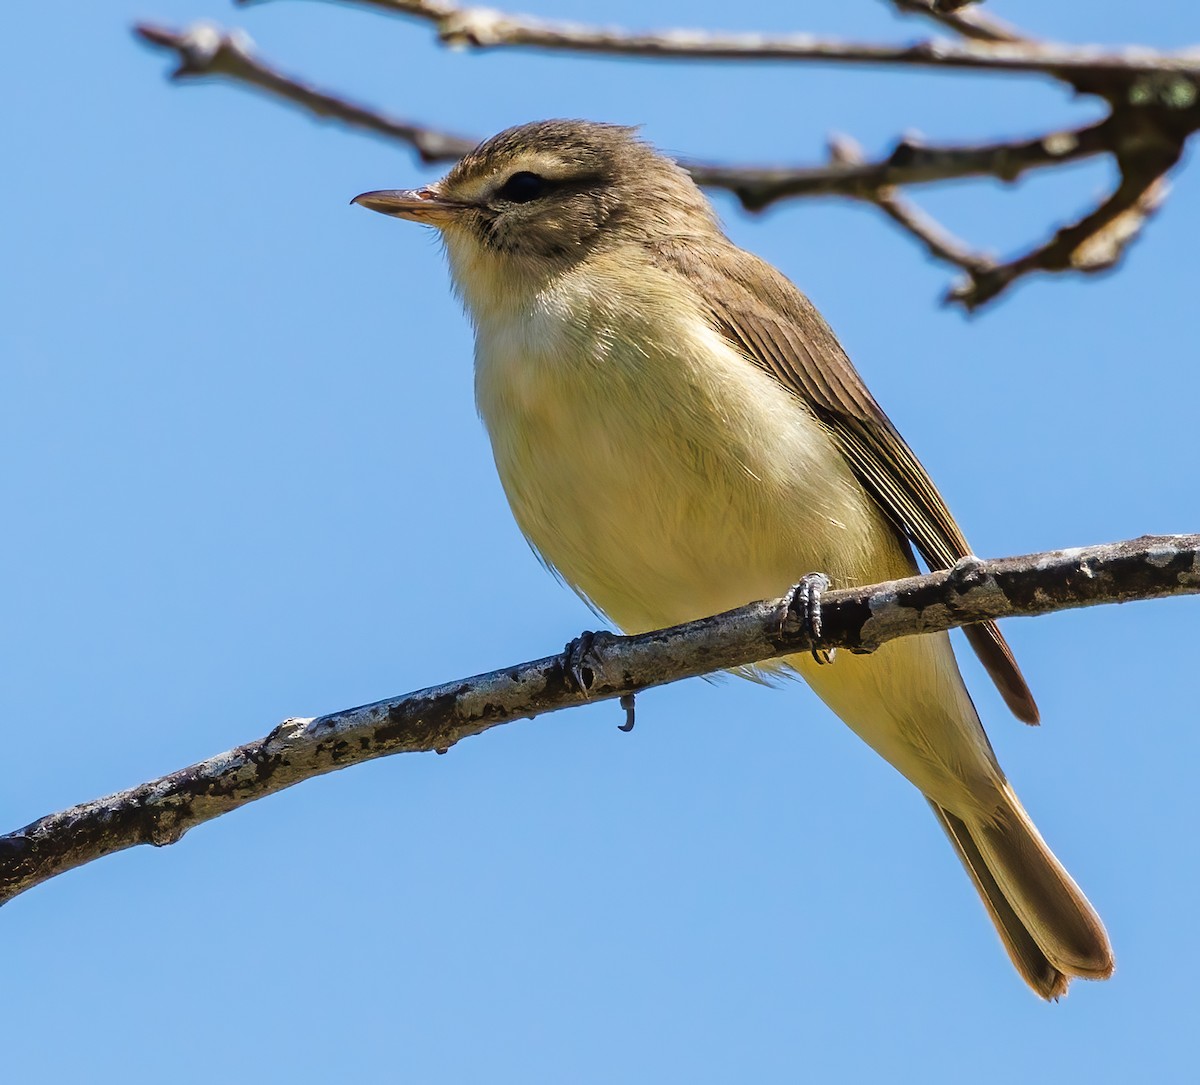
<box><xmin>819</xmin><ymin>126</ymin><xmax>1176</xmax><ymax>310</ymax></box>
<box><xmin>134</xmin><ymin>22</ymin><xmax>476</xmax><ymax>161</ymax></box>
<box><xmin>2</xmin><ymin>535</ymin><xmax>1197</xmax><ymax>907</ymax></box>
<box><xmin>888</xmin><ymin>0</ymin><xmax>1026</xmax><ymax>45</ymax></box>
<box><xmin>948</xmin><ymin>127</ymin><xmax>1181</xmax><ymax>308</ymax></box>
<box><xmin>825</xmin><ymin>133</ymin><xmax>997</xmax><ymax>279</ymax></box>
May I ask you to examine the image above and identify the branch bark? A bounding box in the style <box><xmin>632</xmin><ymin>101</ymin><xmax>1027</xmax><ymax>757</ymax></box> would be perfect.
<box><xmin>135</xmin><ymin>14</ymin><xmax>1200</xmax><ymax>310</ymax></box>
<box><xmin>2</xmin><ymin>534</ymin><xmax>1197</xmax><ymax>907</ymax></box>
<box><xmin>825</xmin><ymin>133</ymin><xmax>996</xmax><ymax>279</ymax></box>
<box><xmin>134</xmin><ymin>22</ymin><xmax>477</xmax><ymax>161</ymax></box>
<box><xmin>682</xmin><ymin>121</ymin><xmax>1113</xmax><ymax>208</ymax></box>
<box><xmin>267</xmin><ymin>0</ymin><xmax>1200</xmax><ymax>86</ymax></box>
<box><xmin>890</xmin><ymin>0</ymin><xmax>1026</xmax><ymax>44</ymax></box>
<box><xmin>134</xmin><ymin>22</ymin><xmax>1114</xmax><ymax>194</ymax></box>
<box><xmin>948</xmin><ymin>121</ymin><xmax>1180</xmax><ymax>307</ymax></box>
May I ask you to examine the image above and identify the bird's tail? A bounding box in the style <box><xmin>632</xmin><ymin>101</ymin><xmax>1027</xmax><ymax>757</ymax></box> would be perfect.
<box><xmin>929</xmin><ymin>787</ymin><xmax>1114</xmax><ymax>999</ymax></box>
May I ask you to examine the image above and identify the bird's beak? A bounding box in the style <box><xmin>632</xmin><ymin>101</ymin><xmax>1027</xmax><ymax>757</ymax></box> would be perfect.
<box><xmin>351</xmin><ymin>187</ymin><xmax>464</xmax><ymax>226</ymax></box>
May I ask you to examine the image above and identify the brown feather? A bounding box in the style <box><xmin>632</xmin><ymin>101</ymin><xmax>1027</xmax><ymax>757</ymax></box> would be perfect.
<box><xmin>650</xmin><ymin>238</ymin><xmax>1040</xmax><ymax>724</ymax></box>
<box><xmin>929</xmin><ymin>802</ymin><xmax>1071</xmax><ymax>1000</ymax></box>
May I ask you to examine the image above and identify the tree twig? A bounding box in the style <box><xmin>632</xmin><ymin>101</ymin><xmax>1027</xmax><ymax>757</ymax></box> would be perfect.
<box><xmin>2</xmin><ymin>535</ymin><xmax>1197</xmax><ymax>907</ymax></box>
<box><xmin>134</xmin><ymin>14</ymin><xmax>1200</xmax><ymax>308</ymax></box>
<box><xmin>683</xmin><ymin>120</ymin><xmax>1113</xmax><ymax>209</ymax></box>
<box><xmin>134</xmin><ymin>22</ymin><xmax>477</xmax><ymax>161</ymax></box>
<box><xmin>825</xmin><ymin>133</ymin><xmax>997</xmax><ymax>278</ymax></box>
<box><xmin>948</xmin><ymin>118</ymin><xmax>1181</xmax><ymax>308</ymax></box>
<box><xmin>134</xmin><ymin>22</ymin><xmax>1116</xmax><ymax>198</ymax></box>
<box><xmin>256</xmin><ymin>0</ymin><xmax>1200</xmax><ymax>86</ymax></box>
<box><xmin>822</xmin><ymin>121</ymin><xmax>1177</xmax><ymax>309</ymax></box>
<box><xmin>889</xmin><ymin>0</ymin><xmax>1025</xmax><ymax>45</ymax></box>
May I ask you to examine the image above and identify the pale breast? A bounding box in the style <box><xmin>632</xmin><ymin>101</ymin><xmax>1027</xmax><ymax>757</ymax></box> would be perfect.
<box><xmin>471</xmin><ymin>261</ymin><xmax>893</xmax><ymax>634</ymax></box>
<box><xmin>463</xmin><ymin>256</ymin><xmax>1007</xmax><ymax>809</ymax></box>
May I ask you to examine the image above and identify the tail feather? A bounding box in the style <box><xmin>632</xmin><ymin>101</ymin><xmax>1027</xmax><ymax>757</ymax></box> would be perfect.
<box><xmin>930</xmin><ymin>803</ymin><xmax>1069</xmax><ymax>999</ymax></box>
<box><xmin>929</xmin><ymin>792</ymin><xmax>1113</xmax><ymax>999</ymax></box>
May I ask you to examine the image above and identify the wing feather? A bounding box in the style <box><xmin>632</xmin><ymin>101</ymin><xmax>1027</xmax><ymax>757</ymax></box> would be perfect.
<box><xmin>652</xmin><ymin>239</ymin><xmax>1039</xmax><ymax>724</ymax></box>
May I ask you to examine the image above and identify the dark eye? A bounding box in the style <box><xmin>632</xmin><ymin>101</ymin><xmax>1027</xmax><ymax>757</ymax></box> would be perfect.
<box><xmin>495</xmin><ymin>171</ymin><xmax>548</xmax><ymax>203</ymax></box>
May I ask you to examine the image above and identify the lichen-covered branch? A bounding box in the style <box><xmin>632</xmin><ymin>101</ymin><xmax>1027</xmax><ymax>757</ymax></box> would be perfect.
<box><xmin>2</xmin><ymin>534</ymin><xmax>1196</xmax><ymax>907</ymax></box>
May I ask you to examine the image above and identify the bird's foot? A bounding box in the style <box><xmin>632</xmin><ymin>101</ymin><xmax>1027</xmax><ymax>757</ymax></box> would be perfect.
<box><xmin>561</xmin><ymin>633</ymin><xmax>638</xmax><ymax>734</ymax></box>
<box><xmin>564</xmin><ymin>631</ymin><xmax>636</xmax><ymax>732</ymax></box>
<box><xmin>781</xmin><ymin>572</ymin><xmax>836</xmax><ymax>665</ymax></box>
<box><xmin>564</xmin><ymin>629</ymin><xmax>619</xmax><ymax>697</ymax></box>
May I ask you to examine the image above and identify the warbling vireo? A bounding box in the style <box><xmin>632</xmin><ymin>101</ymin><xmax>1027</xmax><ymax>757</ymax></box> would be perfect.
<box><xmin>353</xmin><ymin>120</ymin><xmax>1112</xmax><ymax>998</ymax></box>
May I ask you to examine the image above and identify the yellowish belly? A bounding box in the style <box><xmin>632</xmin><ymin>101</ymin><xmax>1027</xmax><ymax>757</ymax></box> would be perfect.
<box><xmin>474</xmin><ymin>301</ymin><xmax>907</xmax><ymax>632</ymax></box>
<box><xmin>470</xmin><ymin>280</ymin><xmax>1000</xmax><ymax>811</ymax></box>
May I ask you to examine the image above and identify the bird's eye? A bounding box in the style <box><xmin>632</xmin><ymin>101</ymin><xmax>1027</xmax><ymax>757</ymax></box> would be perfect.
<box><xmin>495</xmin><ymin>171</ymin><xmax>549</xmax><ymax>203</ymax></box>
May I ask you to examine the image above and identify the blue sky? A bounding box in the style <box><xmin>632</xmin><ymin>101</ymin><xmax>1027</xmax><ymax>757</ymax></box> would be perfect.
<box><xmin>4</xmin><ymin>2</ymin><xmax>1198</xmax><ymax>1080</ymax></box>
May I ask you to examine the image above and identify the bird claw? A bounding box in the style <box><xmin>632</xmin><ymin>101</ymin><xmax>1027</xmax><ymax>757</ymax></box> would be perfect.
<box><xmin>564</xmin><ymin>629</ymin><xmax>618</xmax><ymax>697</ymax></box>
<box><xmin>618</xmin><ymin>692</ymin><xmax>636</xmax><ymax>732</ymax></box>
<box><xmin>565</xmin><ymin>632</ymin><xmax>636</xmax><ymax>731</ymax></box>
<box><xmin>781</xmin><ymin>572</ymin><xmax>836</xmax><ymax>665</ymax></box>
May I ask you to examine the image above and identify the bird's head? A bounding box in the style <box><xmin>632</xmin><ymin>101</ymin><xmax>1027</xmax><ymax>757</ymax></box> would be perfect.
<box><xmin>353</xmin><ymin>119</ymin><xmax>717</xmax><ymax>311</ymax></box>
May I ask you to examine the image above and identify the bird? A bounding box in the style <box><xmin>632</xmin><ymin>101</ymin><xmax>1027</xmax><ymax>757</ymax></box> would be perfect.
<box><xmin>352</xmin><ymin>119</ymin><xmax>1113</xmax><ymax>998</ymax></box>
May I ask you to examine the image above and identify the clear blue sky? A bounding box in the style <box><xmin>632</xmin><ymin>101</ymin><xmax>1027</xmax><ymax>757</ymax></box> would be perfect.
<box><xmin>4</xmin><ymin>2</ymin><xmax>1198</xmax><ymax>1080</ymax></box>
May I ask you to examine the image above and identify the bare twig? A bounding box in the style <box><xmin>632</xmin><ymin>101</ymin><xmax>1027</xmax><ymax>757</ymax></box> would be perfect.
<box><xmin>877</xmin><ymin>196</ymin><xmax>995</xmax><ymax>274</ymax></box>
<box><xmin>256</xmin><ymin>0</ymin><xmax>1200</xmax><ymax>85</ymax></box>
<box><xmin>684</xmin><ymin>121</ymin><xmax>1113</xmax><ymax>209</ymax></box>
<box><xmin>136</xmin><ymin>21</ymin><xmax>1116</xmax><ymax>203</ymax></box>
<box><xmin>137</xmin><ymin>12</ymin><xmax>1200</xmax><ymax>309</ymax></box>
<box><xmin>948</xmin><ymin>117</ymin><xmax>1182</xmax><ymax>308</ymax></box>
<box><xmin>134</xmin><ymin>22</ymin><xmax>476</xmax><ymax>161</ymax></box>
<box><xmin>765</xmin><ymin>121</ymin><xmax>1175</xmax><ymax>310</ymax></box>
<box><xmin>2</xmin><ymin>535</ymin><xmax>1197</xmax><ymax>907</ymax></box>
<box><xmin>888</xmin><ymin>0</ymin><xmax>1026</xmax><ymax>45</ymax></box>
<box><xmin>950</xmin><ymin>174</ymin><xmax>1172</xmax><ymax>308</ymax></box>
<box><xmin>826</xmin><ymin>133</ymin><xmax>996</xmax><ymax>278</ymax></box>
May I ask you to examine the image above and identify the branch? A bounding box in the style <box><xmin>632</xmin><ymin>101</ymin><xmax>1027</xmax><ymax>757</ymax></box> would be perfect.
<box><xmin>948</xmin><ymin>112</ymin><xmax>1182</xmax><ymax>308</ymax></box>
<box><xmin>820</xmin><ymin>124</ymin><xmax>1175</xmax><ymax>309</ymax></box>
<box><xmin>889</xmin><ymin>0</ymin><xmax>1025</xmax><ymax>44</ymax></box>
<box><xmin>683</xmin><ymin>120</ymin><xmax>1113</xmax><ymax>209</ymax></box>
<box><xmin>133</xmin><ymin>22</ymin><xmax>476</xmax><ymax>161</ymax></box>
<box><xmin>824</xmin><ymin>133</ymin><xmax>997</xmax><ymax>279</ymax></box>
<box><xmin>134</xmin><ymin>19</ymin><xmax>1200</xmax><ymax>308</ymax></box>
<box><xmin>264</xmin><ymin>0</ymin><xmax>1200</xmax><ymax>87</ymax></box>
<box><xmin>3</xmin><ymin>535</ymin><xmax>1196</xmax><ymax>906</ymax></box>
<box><xmin>135</xmin><ymin>22</ymin><xmax>1116</xmax><ymax>200</ymax></box>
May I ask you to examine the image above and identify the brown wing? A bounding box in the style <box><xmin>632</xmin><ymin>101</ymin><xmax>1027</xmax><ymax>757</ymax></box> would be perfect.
<box><xmin>653</xmin><ymin>239</ymin><xmax>1039</xmax><ymax>724</ymax></box>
